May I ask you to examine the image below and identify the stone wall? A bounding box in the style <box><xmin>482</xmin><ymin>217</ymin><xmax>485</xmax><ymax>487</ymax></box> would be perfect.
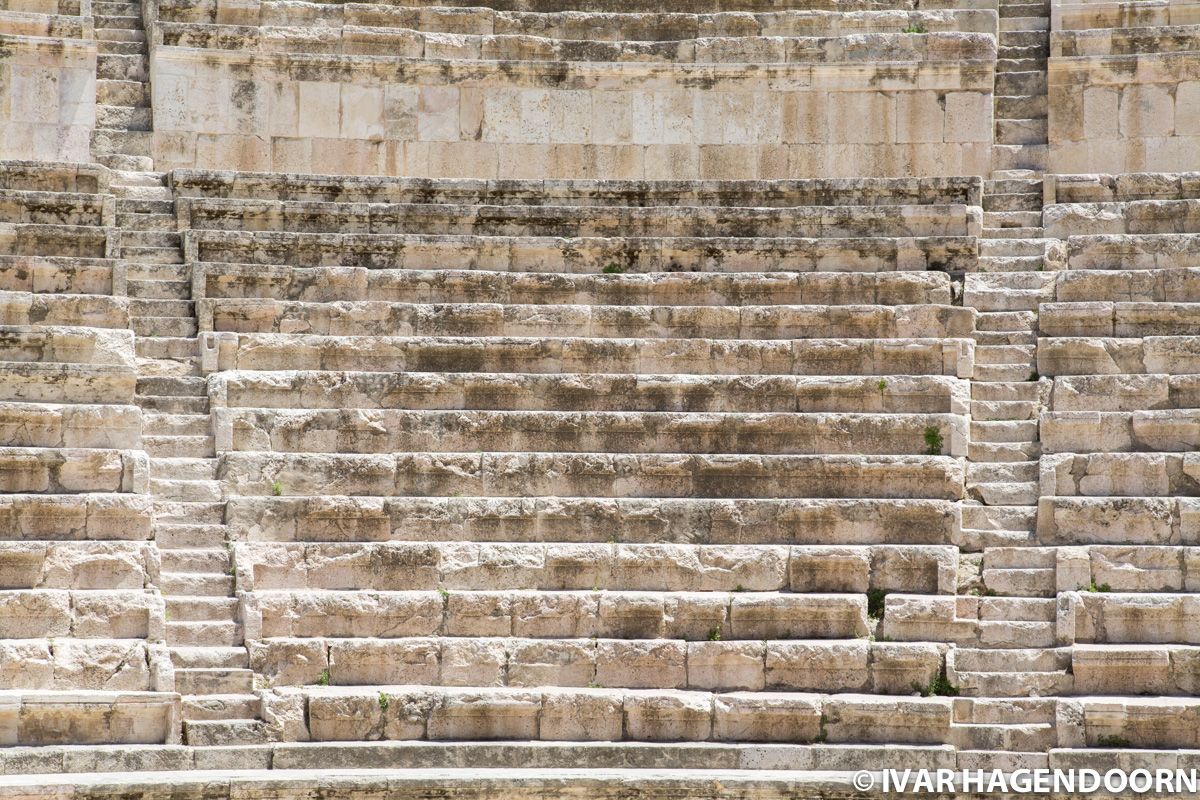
<box><xmin>0</xmin><ymin>34</ymin><xmax>96</xmax><ymax>162</ymax></box>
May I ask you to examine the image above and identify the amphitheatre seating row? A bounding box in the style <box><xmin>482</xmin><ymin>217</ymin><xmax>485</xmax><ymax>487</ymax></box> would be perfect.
<box><xmin>0</xmin><ymin>161</ymin><xmax>172</xmax><ymax>744</ymax></box>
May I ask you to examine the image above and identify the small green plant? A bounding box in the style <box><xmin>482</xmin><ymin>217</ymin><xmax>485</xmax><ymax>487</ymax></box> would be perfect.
<box><xmin>587</xmin><ymin>681</ymin><xmax>601</xmax><ymax>689</ymax></box>
<box><xmin>734</xmin><ymin>584</ymin><xmax>746</xmax><ymax>593</ymax></box>
<box><xmin>1096</xmin><ymin>734</ymin><xmax>1132</xmax><ymax>748</ymax></box>
<box><xmin>867</xmin><ymin>588</ymin><xmax>888</xmax><ymax>620</ymax></box>
<box><xmin>226</xmin><ymin>563</ymin><xmax>236</xmax><ymax>578</ymax></box>
<box><xmin>1083</xmin><ymin>580</ymin><xmax>1112</xmax><ymax>593</ymax></box>
<box><xmin>317</xmin><ymin>668</ymin><xmax>331</xmax><ymax>686</ymax></box>
<box><xmin>876</xmin><ymin>378</ymin><xmax>888</xmax><ymax>392</ymax></box>
<box><xmin>437</xmin><ymin>586</ymin><xmax>450</xmax><ymax>600</ymax></box>
<box><xmin>917</xmin><ymin>670</ymin><xmax>959</xmax><ymax>697</ymax></box>
<box><xmin>271</xmin><ymin>481</ymin><xmax>283</xmax><ymax>496</ymax></box>
<box><xmin>1029</xmin><ymin>370</ymin><xmax>1040</xmax><ymax>382</ymax></box>
<box><xmin>378</xmin><ymin>692</ymin><xmax>390</xmax><ymax>712</ymax></box>
<box><xmin>707</xmin><ymin>626</ymin><xmax>722</xmax><ymax>642</ymax></box>
<box><xmin>451</xmin><ymin>491</ymin><xmax>463</xmax><ymax>498</ymax></box>
<box><xmin>923</xmin><ymin>426</ymin><xmax>944</xmax><ymax>455</ymax></box>
<box><xmin>602</xmin><ymin>263</ymin><xmax>625</xmax><ymax>274</ymax></box>
<box><xmin>902</xmin><ymin>22</ymin><xmax>927</xmax><ymax>33</ymax></box>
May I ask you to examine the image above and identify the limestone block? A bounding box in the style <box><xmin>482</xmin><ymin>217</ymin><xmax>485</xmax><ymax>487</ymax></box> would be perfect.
<box><xmin>686</xmin><ymin>641</ymin><xmax>765</xmax><ymax>691</ymax></box>
<box><xmin>511</xmin><ymin>592</ymin><xmax>598</xmax><ymax>639</ymax></box>
<box><xmin>427</xmin><ymin>689</ymin><xmax>540</xmax><ymax>740</ymax></box>
<box><xmin>787</xmin><ymin>547</ymin><xmax>869</xmax><ymax>592</ymax></box>
<box><xmin>507</xmin><ymin>640</ymin><xmax>595</xmax><ymax>688</ymax></box>
<box><xmin>539</xmin><ymin>690</ymin><xmax>622</xmax><ymax>741</ymax></box>
<box><xmin>0</xmin><ymin>590</ymin><xmax>70</xmax><ymax>638</ymax></box>
<box><xmin>712</xmin><ymin>692</ymin><xmax>821</xmax><ymax>743</ymax></box>
<box><xmin>595</xmin><ymin>640</ymin><xmax>686</xmax><ymax>689</ymax></box>
<box><xmin>730</xmin><ymin>594</ymin><xmax>868</xmax><ymax>639</ymax></box>
<box><xmin>1073</xmin><ymin>645</ymin><xmax>1173</xmax><ymax>695</ymax></box>
<box><xmin>869</xmin><ymin>642</ymin><xmax>942</xmax><ymax>695</ymax></box>
<box><xmin>327</xmin><ymin>639</ymin><xmax>436</xmax><ymax>686</ymax></box>
<box><xmin>824</xmin><ymin>695</ymin><xmax>952</xmax><ymax>744</ymax></box>
<box><xmin>256</xmin><ymin>591</ymin><xmax>441</xmax><ymax>638</ymax></box>
<box><xmin>623</xmin><ymin>691</ymin><xmax>712</xmax><ymax>742</ymax></box>
<box><xmin>440</xmin><ymin>638</ymin><xmax>505</xmax><ymax>687</ymax></box>
<box><xmin>249</xmin><ymin>639</ymin><xmax>327</xmax><ymax>686</ymax></box>
<box><xmin>764</xmin><ymin>641</ymin><xmax>870</xmax><ymax>692</ymax></box>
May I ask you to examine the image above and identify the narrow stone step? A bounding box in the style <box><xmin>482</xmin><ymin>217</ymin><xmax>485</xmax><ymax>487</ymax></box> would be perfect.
<box><xmin>971</xmin><ymin>419</ymin><xmax>1038</xmax><ymax>442</ymax></box>
<box><xmin>126</xmin><ymin>262</ymin><xmax>189</xmax><ymax>281</ymax></box>
<box><xmin>980</xmin><ymin>238</ymin><xmax>1045</xmax><ymax>257</ymax></box>
<box><xmin>133</xmin><ymin>317</ymin><xmax>199</xmax><ymax>337</ymax></box>
<box><xmin>967</xmin><ymin>460</ymin><xmax>1039</xmax><ymax>482</ymax></box>
<box><xmin>976</xmin><ymin>344</ymin><xmax>1036</xmax><ymax>365</ymax></box>
<box><xmin>996</xmin><ymin>57</ymin><xmax>1045</xmax><ymax>72</ymax></box>
<box><xmin>999</xmin><ymin>16</ymin><xmax>1050</xmax><ymax>31</ymax></box>
<box><xmin>174</xmin><ymin>667</ymin><xmax>253</xmax><ymax>695</ymax></box>
<box><xmin>95</xmin><ymin>27</ymin><xmax>146</xmax><ymax>43</ymax></box>
<box><xmin>161</xmin><ymin>572</ymin><xmax>235</xmax><ymax>596</ymax></box>
<box><xmin>167</xmin><ymin>621</ymin><xmax>243</xmax><ymax>648</ymax></box>
<box><xmin>149</xmin><ymin>478</ymin><xmax>223</xmax><ymax>502</ymax></box>
<box><xmin>995</xmin><ymin>118</ymin><xmax>1047</xmax><ymax>146</ymax></box>
<box><xmin>145</xmin><ymin>436</ymin><xmax>214</xmax><ymax>458</ymax></box>
<box><xmin>122</xmin><ymin>246</ymin><xmax>184</xmax><ymax>265</ymax></box>
<box><xmin>992</xmin><ymin>144</ymin><xmax>1048</xmax><ymax>173</ymax></box>
<box><xmin>127</xmin><ymin>279</ymin><xmax>191</xmax><ymax>300</ymax></box>
<box><xmin>999</xmin><ymin>43</ymin><xmax>1049</xmax><ymax>61</ymax></box>
<box><xmin>97</xmin><ymin>78</ymin><xmax>149</xmax><ymax>106</ymax></box>
<box><xmin>97</xmin><ymin>40</ymin><xmax>146</xmax><ymax>56</ymax></box>
<box><xmin>971</xmin><ymin>481</ymin><xmax>1039</xmax><ymax>506</ymax></box>
<box><xmin>968</xmin><ymin>440</ymin><xmax>1042</xmax><ymax>461</ymax></box>
<box><xmin>95</xmin><ymin>14</ymin><xmax>144</xmax><ymax>30</ymax></box>
<box><xmin>999</xmin><ymin>1</ymin><xmax>1049</xmax><ymax>17</ymax></box>
<box><xmin>136</xmin><ymin>394</ymin><xmax>209</xmax><ymax>413</ymax></box>
<box><xmin>976</xmin><ymin>255</ymin><xmax>1044</xmax><ymax>273</ymax></box>
<box><xmin>982</xmin><ymin>192</ymin><xmax>1042</xmax><ymax>213</ymax></box>
<box><xmin>982</xmin><ymin>567</ymin><xmax>1056</xmax><ymax>597</ymax></box>
<box><xmin>971</xmin><ymin>380</ymin><xmax>1042</xmax><ymax>402</ymax></box>
<box><xmin>150</xmin><ymin>456</ymin><xmax>216</xmax><ymax>480</ymax></box>
<box><xmin>972</xmin><ymin>330</ymin><xmax>1036</xmax><ymax>346</ymax></box>
<box><xmin>116</xmin><ymin>198</ymin><xmax>172</xmax><ymax>214</ymax></box>
<box><xmin>162</xmin><ymin>551</ymin><xmax>232</xmax><ymax>577</ymax></box>
<box><xmin>130</xmin><ymin>298</ymin><xmax>193</xmax><ymax>317</ymax></box>
<box><xmin>135</xmin><ymin>336</ymin><xmax>199</xmax><ymax>359</ymax></box>
<box><xmin>182</xmin><ymin>694</ymin><xmax>261</xmax><ymax>722</ymax></box>
<box><xmin>170</xmin><ymin>646</ymin><xmax>247</xmax><ymax>670</ymax></box>
<box><xmin>955</xmin><ymin>672</ymin><xmax>1071</xmax><ymax>697</ymax></box>
<box><xmin>983</xmin><ymin>210</ymin><xmax>1041</xmax><ymax>229</ymax></box>
<box><xmin>978</xmin><ymin>620</ymin><xmax>1056</xmax><ymax>649</ymax></box>
<box><xmin>183</xmin><ymin>719</ymin><xmax>269</xmax><ymax>747</ymax></box>
<box><xmin>124</xmin><ymin>230</ymin><xmax>182</xmax><ymax>248</ymax></box>
<box><xmin>983</xmin><ymin>227</ymin><xmax>1043</xmax><ymax>240</ymax></box>
<box><xmin>143</xmin><ymin>412</ymin><xmax>210</xmax><ymax>437</ymax></box>
<box><xmin>97</xmin><ymin>53</ymin><xmax>148</xmax><ymax>81</ymax></box>
<box><xmin>996</xmin><ymin>72</ymin><xmax>1047</xmax><ymax>97</ymax></box>
<box><xmin>138</xmin><ymin>375</ymin><xmax>208</xmax><ymax>396</ymax></box>
<box><xmin>994</xmin><ymin>94</ymin><xmax>1047</xmax><ymax>121</ymax></box>
<box><xmin>971</xmin><ymin>400</ymin><xmax>1038</xmax><ymax>421</ymax></box>
<box><xmin>975</xmin><ymin>311</ymin><xmax>1037</xmax><ymax>332</ymax></box>
<box><xmin>998</xmin><ymin>30</ymin><xmax>1049</xmax><ymax>48</ymax></box>
<box><xmin>117</xmin><ymin>212</ymin><xmax>176</xmax><ymax>231</ymax></box>
<box><xmin>98</xmin><ymin>153</ymin><xmax>153</xmax><ymax>171</ymax></box>
<box><xmin>155</xmin><ymin>522</ymin><xmax>227</xmax><ymax>549</ymax></box>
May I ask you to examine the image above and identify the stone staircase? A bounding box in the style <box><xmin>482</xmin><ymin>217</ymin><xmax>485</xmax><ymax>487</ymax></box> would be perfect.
<box><xmin>91</xmin><ymin>0</ymin><xmax>152</xmax><ymax>163</ymax></box>
<box><xmin>991</xmin><ymin>0</ymin><xmax>1050</xmax><ymax>173</ymax></box>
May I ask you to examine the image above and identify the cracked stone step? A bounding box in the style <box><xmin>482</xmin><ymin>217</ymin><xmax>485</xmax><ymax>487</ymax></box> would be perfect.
<box><xmin>972</xmin><ymin>329</ymin><xmax>1037</xmax><ymax>346</ymax></box>
<box><xmin>984</xmin><ymin>210</ymin><xmax>1042</xmax><ymax>228</ymax></box>
<box><xmin>144</xmin><ymin>435</ymin><xmax>215</xmax><ymax>458</ymax></box>
<box><xmin>967</xmin><ymin>460</ymin><xmax>1039</xmax><ymax>482</ymax></box>
<box><xmin>149</xmin><ymin>478</ymin><xmax>223</xmax><ymax>502</ymax></box>
<box><xmin>182</xmin><ymin>694</ymin><xmax>261</xmax><ymax>722</ymax></box>
<box><xmin>170</xmin><ymin>646</ymin><xmax>247</xmax><ymax>670</ymax></box>
<box><xmin>161</xmin><ymin>571</ymin><xmax>235</xmax><ymax>596</ymax></box>
<box><xmin>97</xmin><ymin>78</ymin><xmax>149</xmax><ymax>106</ymax></box>
<box><xmin>126</xmin><ymin>262</ymin><xmax>189</xmax><ymax>281</ymax></box>
<box><xmin>162</xmin><ymin>551</ymin><xmax>233</xmax><ymax>576</ymax></box>
<box><xmin>136</xmin><ymin>394</ymin><xmax>209</xmax><ymax>413</ymax></box>
<box><xmin>135</xmin><ymin>336</ymin><xmax>199</xmax><ymax>359</ymax></box>
<box><xmin>971</xmin><ymin>380</ymin><xmax>1043</xmax><ymax>402</ymax></box>
<box><xmin>950</xmin><ymin>723</ymin><xmax>1055</xmax><ymax>752</ymax></box>
<box><xmin>127</xmin><ymin>279</ymin><xmax>191</xmax><ymax>300</ymax></box>
<box><xmin>138</xmin><ymin>376</ymin><xmax>208</xmax><ymax>396</ymax></box>
<box><xmin>983</xmin><ymin>227</ymin><xmax>1043</xmax><ymax>240</ymax></box>
<box><xmin>971</xmin><ymin>400</ymin><xmax>1038</xmax><ymax>421</ymax></box>
<box><xmin>971</xmin><ymin>481</ymin><xmax>1039</xmax><ymax>506</ymax></box>
<box><xmin>992</xmin><ymin>144</ymin><xmax>1048</xmax><ymax>173</ymax></box>
<box><xmin>143</xmin><ymin>413</ymin><xmax>210</xmax><ymax>436</ymax></box>
<box><xmin>154</xmin><ymin>522</ymin><xmax>228</xmax><ymax>549</ymax></box>
<box><xmin>970</xmin><ymin>419</ymin><xmax>1039</xmax><ymax>442</ymax></box>
<box><xmin>976</xmin><ymin>311</ymin><xmax>1037</xmax><ymax>331</ymax></box>
<box><xmin>167</xmin><ymin>597</ymin><xmax>238</xmax><ymax>626</ymax></box>
<box><xmin>975</xmin><ymin>255</ymin><xmax>1045</xmax><ymax>273</ymax></box>
<box><xmin>97</xmin><ymin>40</ymin><xmax>145</xmax><ymax>56</ymax></box>
<box><xmin>996</xmin><ymin>72</ymin><xmax>1047</xmax><ymax>97</ymax></box>
<box><xmin>122</xmin><ymin>246</ymin><xmax>185</xmax><ymax>265</ymax></box>
<box><xmin>976</xmin><ymin>344</ymin><xmax>1036</xmax><ymax>365</ymax></box>
<box><xmin>149</xmin><ymin>456</ymin><xmax>217</xmax><ymax>480</ymax></box>
<box><xmin>982</xmin><ymin>191</ymin><xmax>1042</xmax><ymax>213</ymax></box>
<box><xmin>167</xmin><ymin>621</ymin><xmax>244</xmax><ymax>648</ymax></box>
<box><xmin>995</xmin><ymin>118</ymin><xmax>1047</xmax><ymax>146</ymax></box>
<box><xmin>982</xmin><ymin>567</ymin><xmax>1056</xmax><ymax>597</ymax></box>
<box><xmin>968</xmin><ymin>439</ymin><xmax>1042</xmax><ymax>461</ymax></box>
<box><xmin>183</xmin><ymin>719</ymin><xmax>270</xmax><ymax>747</ymax></box>
<box><xmin>117</xmin><ymin>212</ymin><xmax>176</xmax><ymax>231</ymax></box>
<box><xmin>994</xmin><ymin>94</ymin><xmax>1047</xmax><ymax>121</ymax></box>
<box><xmin>174</xmin><ymin>667</ymin><xmax>253</xmax><ymax>695</ymax></box>
<box><xmin>980</xmin><ymin>239</ymin><xmax>1046</xmax><ymax>258</ymax></box>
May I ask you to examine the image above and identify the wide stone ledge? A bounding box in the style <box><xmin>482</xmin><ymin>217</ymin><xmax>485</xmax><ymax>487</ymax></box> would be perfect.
<box><xmin>0</xmin><ymin>494</ymin><xmax>153</xmax><ymax>541</ymax></box>
<box><xmin>1047</xmin><ymin>50</ymin><xmax>1200</xmax><ymax>85</ymax></box>
<box><xmin>1072</xmin><ymin>644</ymin><xmax>1200</xmax><ymax>695</ymax></box>
<box><xmin>186</xmin><ymin>231</ymin><xmax>979</xmax><ymax>273</ymax></box>
<box><xmin>203</xmin><ymin>333</ymin><xmax>976</xmax><ymax>378</ymax></box>
<box><xmin>1041</xmin><ymin>301</ymin><xmax>1200</xmax><ymax>338</ymax></box>
<box><xmin>1045</xmin><ymin>199</ymin><xmax>1200</xmax><ymax>238</ymax></box>
<box><xmin>247</xmin><ymin>635</ymin><xmax>944</xmax><ymax>694</ymax></box>
<box><xmin>983</xmin><ymin>543</ymin><xmax>1200</xmax><ymax>593</ymax></box>
<box><xmin>0</xmin><ymin>161</ymin><xmax>107</xmax><ymax>194</ymax></box>
<box><xmin>158</xmin><ymin>24</ymin><xmax>995</xmax><ymax>65</ymax></box>
<box><xmin>1040</xmin><ymin>451</ymin><xmax>1200</xmax><ymax>497</ymax></box>
<box><xmin>0</xmin><ymin>402</ymin><xmax>141</xmax><ymax>449</ymax></box>
<box><xmin>170</xmin><ymin>170</ymin><xmax>984</xmax><ymax>207</ymax></box>
<box><xmin>1048</xmin><ymin>373</ymin><xmax>1200</xmax><ymax>412</ymax></box>
<box><xmin>209</xmin><ymin>371</ymin><xmax>969</xmax><ymax>414</ymax></box>
<box><xmin>0</xmin><ymin>9</ymin><xmax>88</xmax><ymax>39</ymax></box>
<box><xmin>223</xmin><ymin>496</ymin><xmax>961</xmax><ymax>546</ymax></box>
<box><xmin>0</xmin><ymin>223</ymin><xmax>117</xmax><ymax>259</ymax></box>
<box><xmin>1069</xmin><ymin>592</ymin><xmax>1200</xmax><ymax>647</ymax></box>
<box><xmin>231</xmin><ymin>541</ymin><xmax>956</xmax><ymax>593</ymax></box>
<box><xmin>0</xmin><ymin>690</ymin><xmax>179</xmax><ymax>747</ymax></box>
<box><xmin>1054</xmin><ymin>1</ymin><xmax>1200</xmax><ymax>32</ymax></box>
<box><xmin>0</xmin><ymin>362</ymin><xmax>135</xmax><ymax>404</ymax></box>
<box><xmin>214</xmin><ymin>408</ymin><xmax>969</xmax><ymax>457</ymax></box>
<box><xmin>0</xmin><ymin>589</ymin><xmax>162</xmax><ymax>640</ymax></box>
<box><xmin>1036</xmin><ymin>496</ymin><xmax>1200</xmax><ymax>546</ymax></box>
<box><xmin>0</xmin><ymin>542</ymin><xmax>156</xmax><ymax>590</ymax></box>
<box><xmin>216</xmin><ymin>451</ymin><xmax>966</xmax><ymax>500</ymax></box>
<box><xmin>1052</xmin><ymin>172</ymin><xmax>1200</xmax><ymax>204</ymax></box>
<box><xmin>1067</xmin><ymin>234</ymin><xmax>1200</xmax><ymax>270</ymax></box>
<box><xmin>1037</xmin><ymin>336</ymin><xmax>1200</xmax><ymax>376</ymax></box>
<box><xmin>241</xmin><ymin>589</ymin><xmax>871</xmax><ymax>640</ymax></box>
<box><xmin>0</xmin><ymin>327</ymin><xmax>134</xmax><ymax>367</ymax></box>
<box><xmin>0</xmin><ymin>255</ymin><xmax>118</xmax><ymax>296</ymax></box>
<box><xmin>197</xmin><ymin>265</ymin><xmax>953</xmax><ymax>307</ymax></box>
<box><xmin>1051</xmin><ymin>24</ymin><xmax>1200</xmax><ymax>58</ymax></box>
<box><xmin>1042</xmin><ymin>409</ymin><xmax>1200</xmax><ymax>453</ymax></box>
<box><xmin>0</xmin><ymin>290</ymin><xmax>128</xmax><ymax>329</ymax></box>
<box><xmin>0</xmin><ymin>447</ymin><xmax>148</xmax><ymax>494</ymax></box>
<box><xmin>1053</xmin><ymin>268</ymin><xmax>1200</xmax><ymax>304</ymax></box>
<box><xmin>199</xmin><ymin>299</ymin><xmax>976</xmax><ymax>341</ymax></box>
<box><xmin>0</xmin><ymin>189</ymin><xmax>114</xmax><ymax>227</ymax></box>
<box><xmin>177</xmin><ymin>198</ymin><xmax>977</xmax><ymax>238</ymax></box>
<box><xmin>0</xmin><ymin>640</ymin><xmax>159</xmax><ymax>691</ymax></box>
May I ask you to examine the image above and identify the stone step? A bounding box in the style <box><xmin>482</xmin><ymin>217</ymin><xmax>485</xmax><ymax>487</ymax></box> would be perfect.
<box><xmin>982</xmin><ymin>566</ymin><xmax>1056</xmax><ymax>597</ymax></box>
<box><xmin>170</xmin><ymin>646</ymin><xmax>247</xmax><ymax>670</ymax></box>
<box><xmin>124</xmin><ymin>230</ymin><xmax>182</xmax><ymax>248</ymax></box>
<box><xmin>975</xmin><ymin>344</ymin><xmax>1035</xmax><ymax>366</ymax></box>
<box><xmin>999</xmin><ymin>16</ymin><xmax>1050</xmax><ymax>31</ymax></box>
<box><xmin>182</xmin><ymin>694</ymin><xmax>261</xmax><ymax>722</ymax></box>
<box><xmin>138</xmin><ymin>375</ymin><xmax>208</xmax><ymax>397</ymax></box>
<box><xmin>137</xmin><ymin>394</ymin><xmax>210</xmax><ymax>414</ymax></box>
<box><xmin>980</xmin><ymin>238</ymin><xmax>1045</xmax><ymax>258</ymax></box>
<box><xmin>971</xmin><ymin>271</ymin><xmax>1054</xmax><ymax>292</ymax></box>
<box><xmin>964</xmin><ymin>287</ymin><xmax>1048</xmax><ymax>313</ymax></box>
<box><xmin>954</xmin><ymin>671</ymin><xmax>1072</xmax><ymax>697</ymax></box>
<box><xmin>968</xmin><ymin>439</ymin><xmax>1042</xmax><ymax>460</ymax></box>
<box><xmin>970</xmin><ymin>400</ymin><xmax>1038</xmax><ymax>421</ymax></box>
<box><xmin>122</xmin><ymin>245</ymin><xmax>184</xmax><ymax>265</ymax></box>
<box><xmin>972</xmin><ymin>329</ymin><xmax>1036</xmax><ymax>346</ymax></box>
<box><xmin>145</xmin><ymin>435</ymin><xmax>215</xmax><ymax>458</ymax></box>
<box><xmin>127</xmin><ymin>279</ymin><xmax>191</xmax><ymax>300</ymax></box>
<box><xmin>994</xmin><ymin>94</ymin><xmax>1047</xmax><ymax>121</ymax></box>
<box><xmin>111</xmin><ymin>171</ymin><xmax>166</xmax><ymax>191</ymax></box>
<box><xmin>98</xmin><ymin>153</ymin><xmax>153</xmax><ymax>171</ymax></box>
<box><xmin>983</xmin><ymin>210</ymin><xmax>1041</xmax><ymax>229</ymax></box>
<box><xmin>971</xmin><ymin>481</ymin><xmax>1039</xmax><ymax>506</ymax></box>
<box><xmin>992</xmin><ymin>144</ymin><xmax>1048</xmax><ymax>173</ymax></box>
<box><xmin>971</xmin><ymin>418</ymin><xmax>1038</xmax><ymax>442</ymax></box>
<box><xmin>996</xmin><ymin>72</ymin><xmax>1047</xmax><ymax>97</ymax></box>
<box><xmin>167</xmin><ymin>621</ymin><xmax>243</xmax><ymax>648</ymax></box>
<box><xmin>133</xmin><ymin>316</ymin><xmax>198</xmax><ymax>337</ymax></box>
<box><xmin>174</xmin><ymin>667</ymin><xmax>253</xmax><ymax>695</ymax></box>
<box><xmin>94</xmin><ymin>14</ymin><xmax>144</xmax><ymax>30</ymax></box>
<box><xmin>996</xmin><ymin>57</ymin><xmax>1045</xmax><ymax>72</ymax></box>
<box><xmin>999</xmin><ymin>1</ymin><xmax>1050</xmax><ymax>17</ymax></box>
<box><xmin>97</xmin><ymin>40</ymin><xmax>145</xmax><ymax>56</ymax></box>
<box><xmin>964</xmin><ymin>381</ymin><xmax>1041</xmax><ymax>402</ymax></box>
<box><xmin>95</xmin><ymin>26</ymin><xmax>146</xmax><ymax>43</ymax></box>
<box><xmin>150</xmin><ymin>456</ymin><xmax>217</xmax><ymax>480</ymax></box>
<box><xmin>161</xmin><ymin>571</ymin><xmax>234</xmax><ymax>596</ymax></box>
<box><xmin>977</xmin><ymin>620</ymin><xmax>1057</xmax><ymax>649</ymax></box>
<box><xmin>116</xmin><ymin>198</ymin><xmax>172</xmax><ymax>214</ymax></box>
<box><xmin>143</xmin><ymin>413</ymin><xmax>210</xmax><ymax>437</ymax></box>
<box><xmin>950</xmin><ymin>722</ymin><xmax>1055</xmax><ymax>752</ymax></box>
<box><xmin>167</xmin><ymin>596</ymin><xmax>238</xmax><ymax>625</ymax></box>
<box><xmin>183</xmin><ymin>719</ymin><xmax>269</xmax><ymax>747</ymax></box>
<box><xmin>995</xmin><ymin>118</ymin><xmax>1047</xmax><ymax>146</ymax></box>
<box><xmin>113</xmin><ymin>181</ymin><xmax>171</xmax><ymax>200</ymax></box>
<box><xmin>162</xmin><ymin>551</ymin><xmax>233</xmax><ymax>577</ymax></box>
<box><xmin>97</xmin><ymin>78</ymin><xmax>148</xmax><ymax>106</ymax></box>
<box><xmin>982</xmin><ymin>192</ymin><xmax>1041</xmax><ymax>213</ymax></box>
<box><xmin>130</xmin><ymin>298</ymin><xmax>193</xmax><ymax>317</ymax></box>
<box><xmin>96</xmin><ymin>53</ymin><xmax>147</xmax><ymax>82</ymax></box>
<box><xmin>975</xmin><ymin>311</ymin><xmax>1037</xmax><ymax>332</ymax></box>
<box><xmin>117</xmin><ymin>211</ymin><xmax>175</xmax><ymax>231</ymax></box>
<box><xmin>998</xmin><ymin>30</ymin><xmax>1048</xmax><ymax>48</ymax></box>
<box><xmin>90</xmin><ymin>127</ymin><xmax>152</xmax><ymax>157</ymax></box>
<box><xmin>137</xmin><ymin>357</ymin><xmax>202</xmax><ymax>379</ymax></box>
<box><xmin>966</xmin><ymin>460</ymin><xmax>1039</xmax><ymax>482</ymax></box>
<box><xmin>135</xmin><ymin>336</ymin><xmax>198</xmax><ymax>359</ymax></box>
<box><xmin>975</xmin><ymin>255</ymin><xmax>1044</xmax><ymax>273</ymax></box>
<box><xmin>127</xmin><ymin>262</ymin><xmax>189</xmax><ymax>282</ymax></box>
<box><xmin>955</xmin><ymin>647</ymin><xmax>1067</xmax><ymax>675</ymax></box>
<box><xmin>149</xmin><ymin>478</ymin><xmax>223</xmax><ymax>502</ymax></box>
<box><xmin>153</xmin><ymin>500</ymin><xmax>225</xmax><ymax>523</ymax></box>
<box><xmin>155</xmin><ymin>522</ymin><xmax>228</xmax><ymax>549</ymax></box>
<box><xmin>982</xmin><ymin>227</ymin><xmax>1043</xmax><ymax>240</ymax></box>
